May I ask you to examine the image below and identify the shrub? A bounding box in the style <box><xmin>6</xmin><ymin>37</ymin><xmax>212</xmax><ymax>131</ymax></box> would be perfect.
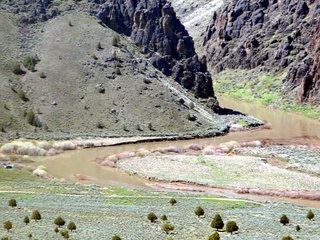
<box><xmin>148</xmin><ymin>123</ymin><xmax>153</xmax><ymax>130</ymax></box>
<box><xmin>96</xmin><ymin>42</ymin><xmax>102</xmax><ymax>50</ymax></box>
<box><xmin>226</xmin><ymin>221</ymin><xmax>238</xmax><ymax>234</ymax></box>
<box><xmin>195</xmin><ymin>206</ymin><xmax>205</xmax><ymax>217</ymax></box>
<box><xmin>10</xmin><ymin>62</ymin><xmax>23</xmax><ymax>74</ymax></box>
<box><xmin>18</xmin><ymin>89</ymin><xmax>28</xmax><ymax>101</ymax></box>
<box><xmin>160</xmin><ymin>215</ymin><xmax>167</xmax><ymax>221</ymax></box>
<box><xmin>189</xmin><ymin>102</ymin><xmax>195</xmax><ymax>109</ymax></box>
<box><xmin>208</xmin><ymin>232</ymin><xmax>220</xmax><ymax>240</ymax></box>
<box><xmin>60</xmin><ymin>230</ymin><xmax>69</xmax><ymax>239</ymax></box>
<box><xmin>282</xmin><ymin>236</ymin><xmax>293</xmax><ymax>240</ymax></box>
<box><xmin>211</xmin><ymin>214</ymin><xmax>224</xmax><ymax>230</ymax></box>
<box><xmin>23</xmin><ymin>55</ymin><xmax>35</xmax><ymax>71</ymax></box>
<box><xmin>39</xmin><ymin>72</ymin><xmax>46</xmax><ymax>78</ymax></box>
<box><xmin>54</xmin><ymin>216</ymin><xmax>65</xmax><ymax>227</ymax></box>
<box><xmin>28</xmin><ymin>233</ymin><xmax>32</xmax><ymax>239</ymax></box>
<box><xmin>54</xmin><ymin>227</ymin><xmax>59</xmax><ymax>234</ymax></box>
<box><xmin>169</xmin><ymin>198</ymin><xmax>177</xmax><ymax>206</ymax></box>
<box><xmin>26</xmin><ymin>111</ymin><xmax>35</xmax><ymax>126</ymax></box>
<box><xmin>8</xmin><ymin>198</ymin><xmax>17</xmax><ymax>207</ymax></box>
<box><xmin>280</xmin><ymin>214</ymin><xmax>289</xmax><ymax>225</ymax></box>
<box><xmin>123</xmin><ymin>125</ymin><xmax>129</xmax><ymax>132</ymax></box>
<box><xmin>115</xmin><ymin>67</ymin><xmax>121</xmax><ymax>75</ymax></box>
<box><xmin>67</xmin><ymin>222</ymin><xmax>76</xmax><ymax>231</ymax></box>
<box><xmin>112</xmin><ymin>235</ymin><xmax>121</xmax><ymax>240</ymax></box>
<box><xmin>307</xmin><ymin>210</ymin><xmax>314</xmax><ymax>220</ymax></box>
<box><xmin>147</xmin><ymin>212</ymin><xmax>157</xmax><ymax>223</ymax></box>
<box><xmin>296</xmin><ymin>225</ymin><xmax>300</xmax><ymax>231</ymax></box>
<box><xmin>1</xmin><ymin>237</ymin><xmax>8</xmax><ymax>240</ymax></box>
<box><xmin>111</xmin><ymin>34</ymin><xmax>120</xmax><ymax>46</ymax></box>
<box><xmin>136</xmin><ymin>124</ymin><xmax>142</xmax><ymax>131</ymax></box>
<box><xmin>31</xmin><ymin>210</ymin><xmax>41</xmax><ymax>221</ymax></box>
<box><xmin>3</xmin><ymin>221</ymin><xmax>12</xmax><ymax>232</ymax></box>
<box><xmin>162</xmin><ymin>223</ymin><xmax>174</xmax><ymax>234</ymax></box>
<box><xmin>96</xmin><ymin>121</ymin><xmax>105</xmax><ymax>129</ymax></box>
<box><xmin>68</xmin><ymin>20</ymin><xmax>73</xmax><ymax>27</ymax></box>
<box><xmin>24</xmin><ymin>216</ymin><xmax>30</xmax><ymax>225</ymax></box>
<box><xmin>91</xmin><ymin>54</ymin><xmax>98</xmax><ymax>60</ymax></box>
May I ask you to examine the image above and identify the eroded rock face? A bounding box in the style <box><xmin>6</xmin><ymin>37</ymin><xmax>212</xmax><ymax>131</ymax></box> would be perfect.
<box><xmin>203</xmin><ymin>0</ymin><xmax>320</xmax><ymax>103</ymax></box>
<box><xmin>1</xmin><ymin>0</ymin><xmax>60</xmax><ymax>23</ymax></box>
<box><xmin>95</xmin><ymin>0</ymin><xmax>216</xmax><ymax>100</ymax></box>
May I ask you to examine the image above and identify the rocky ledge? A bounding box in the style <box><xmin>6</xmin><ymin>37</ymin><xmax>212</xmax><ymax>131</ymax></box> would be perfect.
<box><xmin>203</xmin><ymin>0</ymin><xmax>320</xmax><ymax>104</ymax></box>
<box><xmin>90</xmin><ymin>0</ymin><xmax>218</xmax><ymax>106</ymax></box>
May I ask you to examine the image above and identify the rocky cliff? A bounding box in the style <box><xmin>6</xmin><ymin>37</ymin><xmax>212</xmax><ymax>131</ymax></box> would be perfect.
<box><xmin>91</xmin><ymin>0</ymin><xmax>216</xmax><ymax>101</ymax></box>
<box><xmin>203</xmin><ymin>0</ymin><xmax>320</xmax><ymax>104</ymax></box>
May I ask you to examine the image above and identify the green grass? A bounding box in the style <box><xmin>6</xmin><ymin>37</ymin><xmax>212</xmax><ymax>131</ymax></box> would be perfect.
<box><xmin>0</xmin><ymin>168</ymin><xmax>44</xmax><ymax>182</ymax></box>
<box><xmin>212</xmin><ymin>69</ymin><xmax>320</xmax><ymax>119</ymax></box>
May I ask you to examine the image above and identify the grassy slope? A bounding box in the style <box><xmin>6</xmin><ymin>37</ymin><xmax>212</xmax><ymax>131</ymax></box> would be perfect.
<box><xmin>211</xmin><ymin>69</ymin><xmax>320</xmax><ymax>119</ymax></box>
<box><xmin>0</xmin><ymin>10</ymin><xmax>223</xmax><ymax>139</ymax></box>
<box><xmin>0</xmin><ymin>169</ymin><xmax>319</xmax><ymax>239</ymax></box>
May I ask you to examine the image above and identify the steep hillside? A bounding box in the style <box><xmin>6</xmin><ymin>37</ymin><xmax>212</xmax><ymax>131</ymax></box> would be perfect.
<box><xmin>203</xmin><ymin>0</ymin><xmax>320</xmax><ymax>106</ymax></box>
<box><xmin>0</xmin><ymin>0</ymin><xmax>263</xmax><ymax>140</ymax></box>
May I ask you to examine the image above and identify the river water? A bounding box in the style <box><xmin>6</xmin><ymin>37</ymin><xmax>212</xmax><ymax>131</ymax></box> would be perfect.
<box><xmin>41</xmin><ymin>96</ymin><xmax>320</xmax><ymax>207</ymax></box>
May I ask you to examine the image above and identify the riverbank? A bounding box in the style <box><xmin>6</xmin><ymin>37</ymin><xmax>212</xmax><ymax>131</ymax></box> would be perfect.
<box><xmin>94</xmin><ymin>139</ymin><xmax>320</xmax><ymax>201</ymax></box>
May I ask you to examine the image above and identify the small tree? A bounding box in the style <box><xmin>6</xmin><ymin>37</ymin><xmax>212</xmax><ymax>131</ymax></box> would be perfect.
<box><xmin>147</xmin><ymin>212</ymin><xmax>157</xmax><ymax>223</ymax></box>
<box><xmin>282</xmin><ymin>236</ymin><xmax>293</xmax><ymax>240</ymax></box>
<box><xmin>1</xmin><ymin>237</ymin><xmax>9</xmax><ymax>240</ymax></box>
<box><xmin>160</xmin><ymin>215</ymin><xmax>167</xmax><ymax>221</ymax></box>
<box><xmin>112</xmin><ymin>235</ymin><xmax>121</xmax><ymax>240</ymax></box>
<box><xmin>54</xmin><ymin>227</ymin><xmax>59</xmax><ymax>234</ymax></box>
<box><xmin>208</xmin><ymin>232</ymin><xmax>220</xmax><ymax>240</ymax></box>
<box><xmin>23</xmin><ymin>55</ymin><xmax>35</xmax><ymax>71</ymax></box>
<box><xmin>307</xmin><ymin>210</ymin><xmax>314</xmax><ymax>220</ymax></box>
<box><xmin>226</xmin><ymin>221</ymin><xmax>238</xmax><ymax>234</ymax></box>
<box><xmin>10</xmin><ymin>62</ymin><xmax>23</xmax><ymax>74</ymax></box>
<box><xmin>54</xmin><ymin>216</ymin><xmax>65</xmax><ymax>227</ymax></box>
<box><xmin>111</xmin><ymin>34</ymin><xmax>120</xmax><ymax>47</ymax></box>
<box><xmin>96</xmin><ymin>42</ymin><xmax>102</xmax><ymax>50</ymax></box>
<box><xmin>3</xmin><ymin>221</ymin><xmax>12</xmax><ymax>232</ymax></box>
<box><xmin>31</xmin><ymin>210</ymin><xmax>41</xmax><ymax>221</ymax></box>
<box><xmin>60</xmin><ymin>230</ymin><xmax>69</xmax><ymax>239</ymax></box>
<box><xmin>24</xmin><ymin>216</ymin><xmax>30</xmax><ymax>225</ymax></box>
<box><xmin>169</xmin><ymin>198</ymin><xmax>177</xmax><ymax>206</ymax></box>
<box><xmin>211</xmin><ymin>214</ymin><xmax>224</xmax><ymax>231</ymax></box>
<box><xmin>28</xmin><ymin>233</ymin><xmax>32</xmax><ymax>239</ymax></box>
<box><xmin>8</xmin><ymin>199</ymin><xmax>17</xmax><ymax>207</ymax></box>
<box><xmin>67</xmin><ymin>222</ymin><xmax>76</xmax><ymax>231</ymax></box>
<box><xmin>280</xmin><ymin>214</ymin><xmax>289</xmax><ymax>225</ymax></box>
<box><xmin>195</xmin><ymin>206</ymin><xmax>205</xmax><ymax>217</ymax></box>
<box><xmin>162</xmin><ymin>223</ymin><xmax>174</xmax><ymax>234</ymax></box>
<box><xmin>189</xmin><ymin>102</ymin><xmax>195</xmax><ymax>109</ymax></box>
<box><xmin>26</xmin><ymin>111</ymin><xmax>35</xmax><ymax>125</ymax></box>
<box><xmin>296</xmin><ymin>225</ymin><xmax>301</xmax><ymax>231</ymax></box>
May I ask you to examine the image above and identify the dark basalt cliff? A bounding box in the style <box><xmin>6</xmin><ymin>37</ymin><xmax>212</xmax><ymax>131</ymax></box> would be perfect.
<box><xmin>203</xmin><ymin>0</ymin><xmax>320</xmax><ymax>103</ymax></box>
<box><xmin>92</xmin><ymin>0</ymin><xmax>216</xmax><ymax>101</ymax></box>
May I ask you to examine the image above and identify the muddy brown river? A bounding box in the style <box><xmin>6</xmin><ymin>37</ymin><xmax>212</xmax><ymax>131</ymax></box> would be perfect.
<box><xmin>41</xmin><ymin>96</ymin><xmax>320</xmax><ymax>207</ymax></box>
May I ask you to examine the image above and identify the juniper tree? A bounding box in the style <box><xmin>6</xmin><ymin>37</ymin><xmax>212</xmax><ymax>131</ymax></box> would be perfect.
<box><xmin>8</xmin><ymin>199</ymin><xmax>17</xmax><ymax>207</ymax></box>
<box><xmin>3</xmin><ymin>221</ymin><xmax>12</xmax><ymax>232</ymax></box>
<box><xmin>208</xmin><ymin>232</ymin><xmax>220</xmax><ymax>240</ymax></box>
<box><xmin>211</xmin><ymin>214</ymin><xmax>224</xmax><ymax>230</ymax></box>
<box><xmin>280</xmin><ymin>214</ymin><xmax>289</xmax><ymax>225</ymax></box>
<box><xmin>307</xmin><ymin>210</ymin><xmax>314</xmax><ymax>220</ymax></box>
<box><xmin>169</xmin><ymin>198</ymin><xmax>177</xmax><ymax>206</ymax></box>
<box><xmin>195</xmin><ymin>206</ymin><xmax>205</xmax><ymax>217</ymax></box>
<box><xmin>54</xmin><ymin>217</ymin><xmax>65</xmax><ymax>227</ymax></box>
<box><xmin>67</xmin><ymin>222</ymin><xmax>76</xmax><ymax>231</ymax></box>
<box><xmin>24</xmin><ymin>216</ymin><xmax>30</xmax><ymax>225</ymax></box>
<box><xmin>31</xmin><ymin>210</ymin><xmax>41</xmax><ymax>221</ymax></box>
<box><xmin>147</xmin><ymin>212</ymin><xmax>157</xmax><ymax>223</ymax></box>
<box><xmin>226</xmin><ymin>221</ymin><xmax>238</xmax><ymax>234</ymax></box>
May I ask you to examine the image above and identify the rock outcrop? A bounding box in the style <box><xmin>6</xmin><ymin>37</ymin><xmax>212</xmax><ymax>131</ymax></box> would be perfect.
<box><xmin>1</xmin><ymin>0</ymin><xmax>60</xmax><ymax>23</ymax></box>
<box><xmin>203</xmin><ymin>0</ymin><xmax>320</xmax><ymax>103</ymax></box>
<box><xmin>93</xmin><ymin>0</ymin><xmax>216</xmax><ymax>101</ymax></box>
